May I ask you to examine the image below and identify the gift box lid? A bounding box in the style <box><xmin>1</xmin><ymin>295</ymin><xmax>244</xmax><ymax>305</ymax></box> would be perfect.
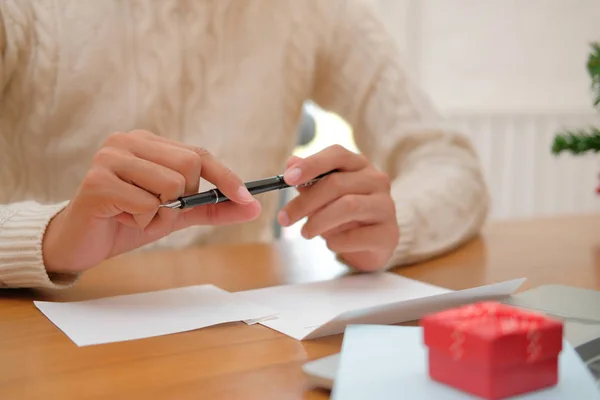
<box><xmin>421</xmin><ymin>301</ymin><xmax>563</xmax><ymax>368</ymax></box>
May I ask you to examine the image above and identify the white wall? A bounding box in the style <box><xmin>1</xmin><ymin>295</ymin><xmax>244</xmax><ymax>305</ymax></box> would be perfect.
<box><xmin>377</xmin><ymin>0</ymin><xmax>600</xmax><ymax>114</ymax></box>
<box><xmin>368</xmin><ymin>0</ymin><xmax>600</xmax><ymax>220</ymax></box>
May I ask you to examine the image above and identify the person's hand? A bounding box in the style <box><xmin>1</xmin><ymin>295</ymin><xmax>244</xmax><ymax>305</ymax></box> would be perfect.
<box><xmin>43</xmin><ymin>130</ymin><xmax>261</xmax><ymax>273</ymax></box>
<box><xmin>278</xmin><ymin>145</ymin><xmax>399</xmax><ymax>271</ymax></box>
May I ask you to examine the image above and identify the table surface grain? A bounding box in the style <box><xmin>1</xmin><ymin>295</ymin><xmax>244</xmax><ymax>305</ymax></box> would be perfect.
<box><xmin>1</xmin><ymin>213</ymin><xmax>599</xmax><ymax>399</ymax></box>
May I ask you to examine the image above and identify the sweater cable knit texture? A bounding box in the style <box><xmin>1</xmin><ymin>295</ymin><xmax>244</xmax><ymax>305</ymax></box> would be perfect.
<box><xmin>0</xmin><ymin>0</ymin><xmax>490</xmax><ymax>289</ymax></box>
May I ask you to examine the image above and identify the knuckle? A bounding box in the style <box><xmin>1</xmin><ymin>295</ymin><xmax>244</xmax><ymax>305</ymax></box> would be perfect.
<box><xmin>355</xmin><ymin>152</ymin><xmax>369</xmax><ymax>165</ymax></box>
<box><xmin>130</xmin><ymin>129</ymin><xmax>155</xmax><ymax>139</ymax></box>
<box><xmin>340</xmin><ymin>195</ymin><xmax>361</xmax><ymax>214</ymax></box>
<box><xmin>81</xmin><ymin>167</ymin><xmax>110</xmax><ymax>190</ymax></box>
<box><xmin>179</xmin><ymin>150</ymin><xmax>203</xmax><ymax>175</ymax></box>
<box><xmin>327</xmin><ymin>173</ymin><xmax>344</xmax><ymax>193</ymax></box>
<box><xmin>330</xmin><ymin>144</ymin><xmax>346</xmax><ymax>154</ymax></box>
<box><xmin>103</xmin><ymin>131</ymin><xmax>128</xmax><ymax>147</ymax></box>
<box><xmin>92</xmin><ymin>146</ymin><xmax>120</xmax><ymax>166</ymax></box>
<box><xmin>342</xmin><ymin>150</ymin><xmax>360</xmax><ymax>166</ymax></box>
<box><xmin>164</xmin><ymin>174</ymin><xmax>186</xmax><ymax>197</ymax></box>
<box><xmin>190</xmin><ymin>146</ymin><xmax>211</xmax><ymax>159</ymax></box>
<box><xmin>330</xmin><ymin>144</ymin><xmax>349</xmax><ymax>160</ymax></box>
<box><xmin>373</xmin><ymin>170</ymin><xmax>391</xmax><ymax>191</ymax></box>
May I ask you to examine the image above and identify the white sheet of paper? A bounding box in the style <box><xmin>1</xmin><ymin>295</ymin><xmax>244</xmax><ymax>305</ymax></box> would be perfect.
<box><xmin>238</xmin><ymin>273</ymin><xmax>451</xmax><ymax>328</ymax></box>
<box><xmin>232</xmin><ymin>273</ymin><xmax>449</xmax><ymax>339</ymax></box>
<box><xmin>233</xmin><ymin>274</ymin><xmax>525</xmax><ymax>340</ymax></box>
<box><xmin>34</xmin><ymin>284</ymin><xmax>277</xmax><ymax>346</ymax></box>
<box><xmin>331</xmin><ymin>325</ymin><xmax>600</xmax><ymax>400</ymax></box>
<box><xmin>303</xmin><ymin>278</ymin><xmax>526</xmax><ymax>340</ymax></box>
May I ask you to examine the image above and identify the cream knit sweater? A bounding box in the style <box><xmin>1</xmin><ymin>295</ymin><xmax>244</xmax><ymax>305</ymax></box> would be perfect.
<box><xmin>0</xmin><ymin>0</ymin><xmax>489</xmax><ymax>289</ymax></box>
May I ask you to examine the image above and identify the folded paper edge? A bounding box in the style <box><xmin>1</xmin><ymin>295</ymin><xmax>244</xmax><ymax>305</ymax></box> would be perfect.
<box><xmin>301</xmin><ymin>278</ymin><xmax>527</xmax><ymax>340</ymax></box>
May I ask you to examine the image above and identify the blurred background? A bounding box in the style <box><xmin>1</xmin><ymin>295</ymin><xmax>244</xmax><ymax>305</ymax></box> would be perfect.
<box><xmin>282</xmin><ymin>0</ymin><xmax>600</xmax><ymax>239</ymax></box>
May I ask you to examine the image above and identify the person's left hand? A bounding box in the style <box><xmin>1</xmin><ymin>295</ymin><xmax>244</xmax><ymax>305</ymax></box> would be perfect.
<box><xmin>278</xmin><ymin>145</ymin><xmax>399</xmax><ymax>271</ymax></box>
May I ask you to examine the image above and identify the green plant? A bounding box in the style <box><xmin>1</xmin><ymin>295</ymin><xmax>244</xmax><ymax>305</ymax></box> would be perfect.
<box><xmin>551</xmin><ymin>128</ymin><xmax>600</xmax><ymax>155</ymax></box>
<box><xmin>551</xmin><ymin>43</ymin><xmax>600</xmax><ymax>192</ymax></box>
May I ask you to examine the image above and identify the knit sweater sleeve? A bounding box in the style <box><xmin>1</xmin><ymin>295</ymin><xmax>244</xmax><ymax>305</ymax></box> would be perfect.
<box><xmin>0</xmin><ymin>202</ymin><xmax>79</xmax><ymax>289</ymax></box>
<box><xmin>310</xmin><ymin>0</ymin><xmax>490</xmax><ymax>267</ymax></box>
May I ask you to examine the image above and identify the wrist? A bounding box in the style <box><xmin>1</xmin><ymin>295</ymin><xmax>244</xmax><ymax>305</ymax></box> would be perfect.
<box><xmin>42</xmin><ymin>208</ymin><xmax>70</xmax><ymax>273</ymax></box>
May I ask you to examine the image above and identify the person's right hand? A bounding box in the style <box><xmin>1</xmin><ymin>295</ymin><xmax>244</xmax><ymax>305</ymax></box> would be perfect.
<box><xmin>42</xmin><ymin>130</ymin><xmax>261</xmax><ymax>274</ymax></box>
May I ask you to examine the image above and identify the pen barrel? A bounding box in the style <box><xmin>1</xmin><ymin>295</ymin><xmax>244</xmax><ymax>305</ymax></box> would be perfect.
<box><xmin>178</xmin><ymin>176</ymin><xmax>287</xmax><ymax>209</ymax></box>
<box><xmin>245</xmin><ymin>176</ymin><xmax>287</xmax><ymax>192</ymax></box>
<box><xmin>245</xmin><ymin>176</ymin><xmax>287</xmax><ymax>195</ymax></box>
<box><xmin>179</xmin><ymin>190</ymin><xmax>224</xmax><ymax>208</ymax></box>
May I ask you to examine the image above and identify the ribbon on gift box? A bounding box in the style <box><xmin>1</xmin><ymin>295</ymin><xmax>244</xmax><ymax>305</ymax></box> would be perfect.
<box><xmin>446</xmin><ymin>302</ymin><xmax>544</xmax><ymax>362</ymax></box>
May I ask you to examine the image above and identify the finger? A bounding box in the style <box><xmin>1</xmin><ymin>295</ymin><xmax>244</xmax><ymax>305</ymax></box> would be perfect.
<box><xmin>285</xmin><ymin>155</ymin><xmax>303</xmax><ymax>169</ymax></box>
<box><xmin>124</xmin><ymin>138</ymin><xmax>203</xmax><ymax>196</ymax></box>
<box><xmin>81</xmin><ymin>168</ymin><xmax>161</xmax><ymax>229</ymax></box>
<box><xmin>98</xmin><ymin>148</ymin><xmax>186</xmax><ymax>202</ymax></box>
<box><xmin>141</xmin><ymin>133</ymin><xmax>255</xmax><ymax>205</ymax></box>
<box><xmin>174</xmin><ymin>200</ymin><xmax>262</xmax><ymax>229</ymax></box>
<box><xmin>340</xmin><ymin>251</ymin><xmax>389</xmax><ymax>272</ymax></box>
<box><xmin>116</xmin><ymin>209</ymin><xmax>179</xmax><ymax>234</ymax></box>
<box><xmin>142</xmin><ymin>208</ymin><xmax>180</xmax><ymax>233</ymax></box>
<box><xmin>301</xmin><ymin>194</ymin><xmax>389</xmax><ymax>239</ymax></box>
<box><xmin>104</xmin><ymin>130</ymin><xmax>254</xmax><ymax>204</ymax></box>
<box><xmin>278</xmin><ymin>170</ymin><xmax>387</xmax><ymax>227</ymax></box>
<box><xmin>114</xmin><ymin>212</ymin><xmax>166</xmax><ymax>234</ymax></box>
<box><xmin>324</xmin><ymin>224</ymin><xmax>392</xmax><ymax>254</ymax></box>
<box><xmin>114</xmin><ymin>213</ymin><xmax>140</xmax><ymax>228</ymax></box>
<box><xmin>325</xmin><ymin>224</ymin><xmax>399</xmax><ymax>271</ymax></box>
<box><xmin>95</xmin><ymin>147</ymin><xmax>187</xmax><ymax>229</ymax></box>
<box><xmin>321</xmin><ymin>221</ymin><xmax>361</xmax><ymax>238</ymax></box>
<box><xmin>283</xmin><ymin>144</ymin><xmax>369</xmax><ymax>186</ymax></box>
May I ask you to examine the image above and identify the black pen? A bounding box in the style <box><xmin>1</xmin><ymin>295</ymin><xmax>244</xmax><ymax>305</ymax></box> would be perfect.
<box><xmin>159</xmin><ymin>169</ymin><xmax>338</xmax><ymax>210</ymax></box>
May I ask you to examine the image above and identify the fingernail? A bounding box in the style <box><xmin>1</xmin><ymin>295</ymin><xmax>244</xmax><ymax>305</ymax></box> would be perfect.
<box><xmin>284</xmin><ymin>168</ymin><xmax>302</xmax><ymax>184</ymax></box>
<box><xmin>278</xmin><ymin>210</ymin><xmax>290</xmax><ymax>226</ymax></box>
<box><xmin>238</xmin><ymin>186</ymin><xmax>254</xmax><ymax>202</ymax></box>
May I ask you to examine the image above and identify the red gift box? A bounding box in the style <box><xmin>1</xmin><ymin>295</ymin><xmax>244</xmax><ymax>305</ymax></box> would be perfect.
<box><xmin>421</xmin><ymin>301</ymin><xmax>563</xmax><ymax>399</ymax></box>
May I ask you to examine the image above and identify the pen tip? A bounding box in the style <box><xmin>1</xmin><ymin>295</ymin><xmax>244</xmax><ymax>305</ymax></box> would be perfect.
<box><xmin>159</xmin><ymin>200</ymin><xmax>182</xmax><ymax>209</ymax></box>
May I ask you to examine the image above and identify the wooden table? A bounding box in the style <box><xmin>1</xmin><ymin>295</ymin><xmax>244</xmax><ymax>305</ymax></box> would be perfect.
<box><xmin>1</xmin><ymin>213</ymin><xmax>599</xmax><ymax>399</ymax></box>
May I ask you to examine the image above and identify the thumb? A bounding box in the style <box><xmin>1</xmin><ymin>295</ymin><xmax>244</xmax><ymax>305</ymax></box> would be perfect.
<box><xmin>174</xmin><ymin>201</ymin><xmax>262</xmax><ymax>229</ymax></box>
